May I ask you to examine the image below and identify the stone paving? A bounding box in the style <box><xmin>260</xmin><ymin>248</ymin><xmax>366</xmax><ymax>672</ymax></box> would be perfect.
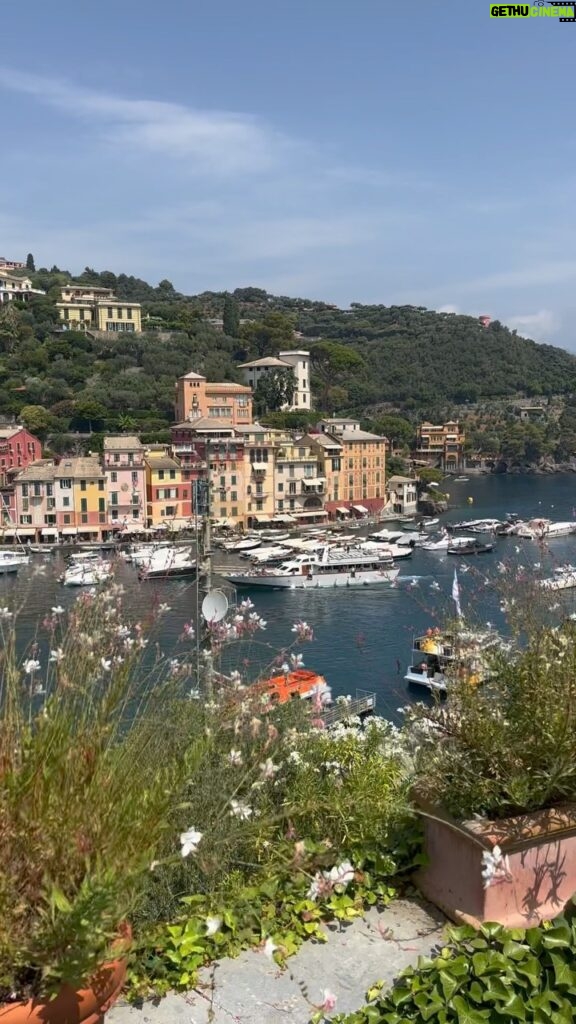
<box><xmin>109</xmin><ymin>898</ymin><xmax>447</xmax><ymax>1024</ymax></box>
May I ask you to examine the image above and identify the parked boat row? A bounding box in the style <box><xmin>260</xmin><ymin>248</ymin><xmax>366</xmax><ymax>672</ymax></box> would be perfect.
<box><xmin>223</xmin><ymin>544</ymin><xmax>400</xmax><ymax>589</ymax></box>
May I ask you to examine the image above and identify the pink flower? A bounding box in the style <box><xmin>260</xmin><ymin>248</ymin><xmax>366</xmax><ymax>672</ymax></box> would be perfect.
<box><xmin>318</xmin><ymin>989</ymin><xmax>337</xmax><ymax>1013</ymax></box>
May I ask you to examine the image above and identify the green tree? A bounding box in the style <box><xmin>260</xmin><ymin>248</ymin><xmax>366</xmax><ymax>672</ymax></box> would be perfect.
<box><xmin>309</xmin><ymin>340</ymin><xmax>365</xmax><ymax>410</ymax></box>
<box><xmin>240</xmin><ymin>312</ymin><xmax>295</xmax><ymax>358</ymax></box>
<box><xmin>19</xmin><ymin>404</ymin><xmax>53</xmax><ymax>439</ymax></box>
<box><xmin>71</xmin><ymin>398</ymin><xmax>107</xmax><ymax>432</ymax></box>
<box><xmin>253</xmin><ymin>368</ymin><xmax>295</xmax><ymax>415</ymax></box>
<box><xmin>223</xmin><ymin>294</ymin><xmax>240</xmax><ymax>337</ymax></box>
<box><xmin>26</xmin><ymin>253</ymin><xmax>36</xmax><ymax>272</ymax></box>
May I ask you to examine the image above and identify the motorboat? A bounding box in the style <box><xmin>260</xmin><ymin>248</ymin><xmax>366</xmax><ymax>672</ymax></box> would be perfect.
<box><xmin>450</xmin><ymin>519</ymin><xmax>500</xmax><ymax>532</ymax></box>
<box><xmin>515</xmin><ymin>519</ymin><xmax>575</xmax><ymax>540</ymax></box>
<box><xmin>359</xmin><ymin>541</ymin><xmax>413</xmax><ymax>560</ymax></box>
<box><xmin>137</xmin><ymin>547</ymin><xmax>197</xmax><ymax>579</ymax></box>
<box><xmin>222</xmin><ymin>545</ymin><xmax>400</xmax><ymax>589</ymax></box>
<box><xmin>539</xmin><ymin>565</ymin><xmax>576</xmax><ymax>591</ymax></box>
<box><xmin>454</xmin><ymin>476</ymin><xmax>470</xmax><ymax>482</ymax></box>
<box><xmin>404</xmin><ymin>627</ymin><xmax>502</xmax><ymax>694</ymax></box>
<box><xmin>420</xmin><ymin>533</ymin><xmax>475</xmax><ymax>551</ymax></box>
<box><xmin>256</xmin><ymin>530</ymin><xmax>291</xmax><ymax>543</ymax></box>
<box><xmin>447</xmin><ymin>539</ymin><xmax>494</xmax><ymax>556</ymax></box>
<box><xmin>369</xmin><ymin>529</ymin><xmax>419</xmax><ymax>546</ymax></box>
<box><xmin>421</xmin><ymin>517</ymin><xmax>439</xmax><ymax>528</ymax></box>
<box><xmin>248</xmin><ymin>545</ymin><xmax>293</xmax><ymax>564</ymax></box>
<box><xmin>123</xmin><ymin>542</ymin><xmax>172</xmax><ymax>564</ymax></box>
<box><xmin>0</xmin><ymin>550</ymin><xmax>30</xmax><ymax>571</ymax></box>
<box><xmin>61</xmin><ymin>562</ymin><xmax>112</xmax><ymax>586</ymax></box>
<box><xmin>222</xmin><ymin>537</ymin><xmax>262</xmax><ymax>552</ymax></box>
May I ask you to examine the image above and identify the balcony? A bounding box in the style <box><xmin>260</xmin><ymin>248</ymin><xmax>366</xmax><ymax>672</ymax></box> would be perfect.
<box><xmin>301</xmin><ymin>477</ymin><xmax>326</xmax><ymax>495</ymax></box>
<box><xmin>251</xmin><ymin>463</ymin><xmax>267</xmax><ymax>476</ymax></box>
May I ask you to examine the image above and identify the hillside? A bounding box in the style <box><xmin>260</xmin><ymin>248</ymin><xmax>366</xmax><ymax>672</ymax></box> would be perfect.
<box><xmin>1</xmin><ymin>265</ymin><xmax>575</xmax><ymax>453</ymax></box>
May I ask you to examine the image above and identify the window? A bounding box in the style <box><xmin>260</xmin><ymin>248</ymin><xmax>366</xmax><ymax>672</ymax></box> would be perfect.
<box><xmin>99</xmin><ymin>513</ymin><xmax>106</xmax><ymax>523</ymax></box>
<box><xmin>117</xmin><ymin>307</ymin><xmax>123</xmax><ymax>319</ymax></box>
<box><xmin>111</xmin><ymin>471</ymin><xmax>117</xmax><ymax>483</ymax></box>
<box><xmin>231</xmin><ymin>491</ymin><xmax>237</xmax><ymax>502</ymax></box>
<box><xmin>111</xmin><ymin>492</ymin><xmax>118</xmax><ymax>506</ymax></box>
<box><xmin>256</xmin><ymin>500</ymin><xmax>263</xmax><ymax>511</ymax></box>
<box><xmin>47</xmin><ymin>497</ymin><xmax>55</xmax><ymax>510</ymax></box>
<box><xmin>114</xmin><ymin>454</ymin><xmax>120</xmax><ymax>463</ymax></box>
<box><xmin>63</xmin><ymin>514</ymin><xmax>70</xmax><ymax>525</ymax></box>
<box><xmin>98</xmin><ymin>498</ymin><xmax>105</xmax><ymax>512</ymax></box>
<box><xmin>21</xmin><ymin>483</ymin><xmax>28</xmax><ymax>497</ymax></box>
<box><xmin>20</xmin><ymin>515</ymin><xmax>32</xmax><ymax>525</ymax></box>
<box><xmin>332</xmin><ymin>458</ymin><xmax>341</xmax><ymax>471</ymax></box>
<box><xmin>80</xmin><ymin>498</ymin><xmax>87</xmax><ymax>513</ymax></box>
<box><xmin>220</xmin><ymin>475</ymin><xmax>225</xmax><ymax>487</ymax></box>
<box><xmin>80</xmin><ymin>480</ymin><xmax>87</xmax><ymax>491</ymax></box>
<box><xmin>289</xmin><ymin>482</ymin><xmax>296</xmax><ymax>495</ymax></box>
<box><xmin>59</xmin><ymin>479</ymin><xmax>71</xmax><ymax>489</ymax></box>
<box><xmin>22</xmin><ymin>499</ymin><xmax>29</xmax><ymax>511</ymax></box>
<box><xmin>81</xmin><ymin>514</ymin><xmax>88</xmax><ymax>524</ymax></box>
<box><xmin>289</xmin><ymin>499</ymin><xmax>295</xmax><ymax>510</ymax></box>
<box><xmin>255</xmin><ymin>484</ymin><xmax>263</xmax><ymax>496</ymax></box>
<box><xmin>231</xmin><ymin>507</ymin><xmax>238</xmax><ymax>517</ymax></box>
<box><xmin>46</xmin><ymin>483</ymin><xmax>53</xmax><ymax>497</ymax></box>
<box><xmin>33</xmin><ymin>483</ymin><xmax>41</xmax><ymax>497</ymax></box>
<box><xmin>127</xmin><ymin>308</ymin><xmax>133</xmax><ymax>319</ymax></box>
<box><xmin>131</xmin><ymin>471</ymin><xmax>138</xmax><ymax>484</ymax></box>
<box><xmin>278</xmin><ymin>500</ymin><xmax>284</xmax><ymax>511</ymax></box>
<box><xmin>158</xmin><ymin>470</ymin><xmax>165</xmax><ymax>480</ymax></box>
<box><xmin>231</xmin><ymin>474</ymin><xmax>237</xmax><ymax>485</ymax></box>
<box><xmin>169</xmin><ymin>470</ymin><xmax>176</xmax><ymax>480</ymax></box>
<box><xmin>44</xmin><ymin>514</ymin><xmax>56</xmax><ymax>526</ymax></box>
<box><xmin>107</xmin><ymin>306</ymin><xmax>114</xmax><ymax>318</ymax></box>
<box><xmin>63</xmin><ymin>496</ymin><xmax>70</xmax><ymax>507</ymax></box>
<box><xmin>278</xmin><ymin>483</ymin><xmax>284</xmax><ymax>492</ymax></box>
<box><xmin>98</xmin><ymin>479</ymin><xmax>104</xmax><ymax>491</ymax></box>
<box><xmin>165</xmin><ymin>506</ymin><xmax>176</xmax><ymax>516</ymax></box>
<box><xmin>348</xmin><ymin>459</ymin><xmax>354</xmax><ymax>469</ymax></box>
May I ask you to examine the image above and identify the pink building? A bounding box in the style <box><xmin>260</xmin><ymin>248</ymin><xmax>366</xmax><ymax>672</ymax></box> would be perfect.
<box><xmin>103</xmin><ymin>436</ymin><xmax>147</xmax><ymax>530</ymax></box>
<box><xmin>0</xmin><ymin>426</ymin><xmax>44</xmax><ymax>534</ymax></box>
<box><xmin>12</xmin><ymin>460</ymin><xmax>58</xmax><ymax>542</ymax></box>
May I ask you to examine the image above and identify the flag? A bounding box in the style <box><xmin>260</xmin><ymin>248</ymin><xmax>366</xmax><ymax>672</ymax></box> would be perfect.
<box><xmin>452</xmin><ymin>569</ymin><xmax>462</xmax><ymax>619</ymax></box>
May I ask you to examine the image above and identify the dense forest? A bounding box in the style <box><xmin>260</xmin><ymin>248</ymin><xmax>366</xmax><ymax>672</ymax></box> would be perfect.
<box><xmin>1</xmin><ymin>263</ymin><xmax>576</xmax><ymax>461</ymax></box>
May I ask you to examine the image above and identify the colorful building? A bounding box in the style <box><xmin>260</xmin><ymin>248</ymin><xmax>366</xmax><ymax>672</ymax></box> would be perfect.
<box><xmin>309</xmin><ymin>419</ymin><xmax>387</xmax><ymax>518</ymax></box>
<box><xmin>12</xmin><ymin>461</ymin><xmax>58</xmax><ymax>541</ymax></box>
<box><xmin>413</xmin><ymin>421</ymin><xmax>465</xmax><ymax>472</ymax></box>
<box><xmin>103</xmin><ymin>435</ymin><xmax>147</xmax><ymax>530</ymax></box>
<box><xmin>55</xmin><ymin>456</ymin><xmax>107</xmax><ymax>537</ymax></box>
<box><xmin>386</xmin><ymin>475</ymin><xmax>418</xmax><ymax>516</ymax></box>
<box><xmin>174</xmin><ymin>371</ymin><xmax>252</xmax><ymax>426</ymax></box>
<box><xmin>144</xmin><ymin>448</ymin><xmax>190</xmax><ymax>528</ymax></box>
<box><xmin>56</xmin><ymin>284</ymin><xmax>142</xmax><ymax>333</ymax></box>
<box><xmin>273</xmin><ymin>435</ymin><xmax>327</xmax><ymax>523</ymax></box>
<box><xmin>0</xmin><ymin>426</ymin><xmax>44</xmax><ymax>529</ymax></box>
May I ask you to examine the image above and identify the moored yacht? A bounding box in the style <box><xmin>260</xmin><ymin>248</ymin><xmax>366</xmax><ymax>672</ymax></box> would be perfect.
<box><xmin>405</xmin><ymin>627</ymin><xmax>503</xmax><ymax>694</ymax></box>
<box><xmin>222</xmin><ymin>545</ymin><xmax>400</xmax><ymax>589</ymax></box>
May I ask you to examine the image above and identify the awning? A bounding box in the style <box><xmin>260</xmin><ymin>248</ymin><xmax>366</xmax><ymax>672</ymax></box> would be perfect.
<box><xmin>62</xmin><ymin>527</ymin><xmax>78</xmax><ymax>535</ymax></box>
<box><xmin>41</xmin><ymin>528</ymin><xmax>58</xmax><ymax>536</ymax></box>
<box><xmin>122</xmin><ymin>523</ymin><xmax>147</xmax><ymax>534</ymax></box>
<box><xmin>336</xmin><ymin>506</ymin><xmax>350</xmax><ymax>515</ymax></box>
<box><xmin>1</xmin><ymin>529</ymin><xmax>16</xmax><ymax>537</ymax></box>
<box><xmin>77</xmin><ymin>525</ymin><xmax>100</xmax><ymax>533</ymax></box>
<box><xmin>251</xmin><ymin>462</ymin><xmax>267</xmax><ymax>471</ymax></box>
<box><xmin>274</xmin><ymin>514</ymin><xmax>297</xmax><ymax>523</ymax></box>
<box><xmin>251</xmin><ymin>513</ymin><xmax>272</xmax><ymax>522</ymax></box>
<box><xmin>14</xmin><ymin>528</ymin><xmax>35</xmax><ymax>536</ymax></box>
<box><xmin>352</xmin><ymin>505</ymin><xmax>369</xmax><ymax>515</ymax></box>
<box><xmin>303</xmin><ymin>477</ymin><xmax>326</xmax><ymax>485</ymax></box>
<box><xmin>293</xmin><ymin>509</ymin><xmax>328</xmax><ymax>518</ymax></box>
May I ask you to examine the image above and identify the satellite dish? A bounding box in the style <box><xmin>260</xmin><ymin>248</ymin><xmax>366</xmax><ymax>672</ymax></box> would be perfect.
<box><xmin>201</xmin><ymin>589</ymin><xmax>229</xmax><ymax>623</ymax></box>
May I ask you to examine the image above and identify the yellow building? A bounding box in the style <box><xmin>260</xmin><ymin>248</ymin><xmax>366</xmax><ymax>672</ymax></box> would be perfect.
<box><xmin>57</xmin><ymin>284</ymin><xmax>142</xmax><ymax>333</ymax></box>
<box><xmin>311</xmin><ymin>420</ymin><xmax>386</xmax><ymax>517</ymax></box>
<box><xmin>234</xmin><ymin>424</ymin><xmax>278</xmax><ymax>526</ymax></box>
<box><xmin>54</xmin><ymin>456</ymin><xmax>107</xmax><ymax>535</ymax></box>
<box><xmin>273</xmin><ymin>436</ymin><xmax>327</xmax><ymax>524</ymax></box>
<box><xmin>144</xmin><ymin>448</ymin><xmax>188</xmax><ymax>526</ymax></box>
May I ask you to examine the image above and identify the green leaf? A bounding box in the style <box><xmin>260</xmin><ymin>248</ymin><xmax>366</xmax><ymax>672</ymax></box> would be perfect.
<box><xmin>542</xmin><ymin>924</ymin><xmax>572</xmax><ymax>949</ymax></box>
<box><xmin>439</xmin><ymin>969</ymin><xmax>460</xmax><ymax>1002</ymax></box>
<box><xmin>500</xmin><ymin>993</ymin><xmax>527</xmax><ymax>1020</ymax></box>
<box><xmin>515</xmin><ymin>955</ymin><xmax>541</xmax><ymax>986</ymax></box>
<box><xmin>502</xmin><ymin>940</ymin><xmax>529</xmax><ymax>961</ymax></box>
<box><xmin>482</xmin><ymin>976</ymin><xmax>511</xmax><ymax>1003</ymax></box>
<box><xmin>472</xmin><ymin>953</ymin><xmax>489</xmax><ymax>978</ymax></box>
<box><xmin>451</xmin><ymin>995</ymin><xmax>491</xmax><ymax>1023</ymax></box>
<box><xmin>550</xmin><ymin>952</ymin><xmax>576</xmax><ymax>989</ymax></box>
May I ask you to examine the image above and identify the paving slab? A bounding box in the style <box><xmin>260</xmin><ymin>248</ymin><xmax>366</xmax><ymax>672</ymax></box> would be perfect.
<box><xmin>110</xmin><ymin>898</ymin><xmax>447</xmax><ymax>1024</ymax></box>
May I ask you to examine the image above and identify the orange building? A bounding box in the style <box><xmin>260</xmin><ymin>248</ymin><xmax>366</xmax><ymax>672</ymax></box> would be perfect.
<box><xmin>175</xmin><ymin>371</ymin><xmax>252</xmax><ymax>426</ymax></box>
<box><xmin>413</xmin><ymin>421</ymin><xmax>465</xmax><ymax>472</ymax></box>
<box><xmin>310</xmin><ymin>419</ymin><xmax>386</xmax><ymax>518</ymax></box>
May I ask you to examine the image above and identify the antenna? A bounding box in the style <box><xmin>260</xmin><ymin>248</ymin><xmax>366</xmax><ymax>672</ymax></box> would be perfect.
<box><xmin>201</xmin><ymin>589</ymin><xmax>228</xmax><ymax>623</ymax></box>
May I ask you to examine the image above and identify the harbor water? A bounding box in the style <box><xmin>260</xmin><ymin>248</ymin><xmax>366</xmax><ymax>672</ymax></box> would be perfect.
<box><xmin>3</xmin><ymin>473</ymin><xmax>576</xmax><ymax>723</ymax></box>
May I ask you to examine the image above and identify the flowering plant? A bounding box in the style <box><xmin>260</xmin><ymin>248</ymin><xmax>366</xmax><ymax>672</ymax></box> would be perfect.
<box><xmin>0</xmin><ymin>585</ymin><xmax>207</xmax><ymax>1002</ymax></box>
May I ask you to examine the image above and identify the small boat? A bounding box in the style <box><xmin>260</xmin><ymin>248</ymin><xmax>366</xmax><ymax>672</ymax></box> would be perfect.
<box><xmin>515</xmin><ymin>519</ymin><xmax>575</xmax><ymax>540</ymax></box>
<box><xmin>223</xmin><ymin>546</ymin><xmax>400</xmax><ymax>589</ymax></box>
<box><xmin>251</xmin><ymin>669</ymin><xmax>332</xmax><ymax>706</ymax></box>
<box><xmin>447</xmin><ymin>540</ymin><xmax>494</xmax><ymax>556</ymax></box>
<box><xmin>421</xmin><ymin>517</ymin><xmax>439</xmax><ymax>528</ymax></box>
<box><xmin>0</xmin><ymin>550</ymin><xmax>30</xmax><ymax>571</ymax></box>
<box><xmin>404</xmin><ymin>627</ymin><xmax>502</xmax><ymax>694</ymax></box>
<box><xmin>421</xmin><ymin>533</ymin><xmax>475</xmax><ymax>551</ymax></box>
<box><xmin>248</xmin><ymin>545</ymin><xmax>292</xmax><ymax>565</ymax></box>
<box><xmin>257</xmin><ymin>530</ymin><xmax>291</xmax><ymax>542</ymax></box>
<box><xmin>454</xmin><ymin>476</ymin><xmax>470</xmax><ymax>482</ymax></box>
<box><xmin>359</xmin><ymin>541</ymin><xmax>413</xmax><ymax>560</ymax></box>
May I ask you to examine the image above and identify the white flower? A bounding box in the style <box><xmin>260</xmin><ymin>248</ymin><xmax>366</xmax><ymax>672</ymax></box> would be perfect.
<box><xmin>230</xmin><ymin>799</ymin><xmax>252</xmax><ymax>820</ymax></box>
<box><xmin>100</xmin><ymin>658</ymin><xmax>112</xmax><ymax>672</ymax></box>
<box><xmin>263</xmin><ymin>937</ymin><xmax>277</xmax><ymax>960</ymax></box>
<box><xmin>51</xmin><ymin>605</ymin><xmax>65</xmax><ymax>616</ymax></box>
<box><xmin>228</xmin><ymin>749</ymin><xmax>243</xmax><ymax>766</ymax></box>
<box><xmin>328</xmin><ymin>860</ymin><xmax>355</xmax><ymax>887</ymax></box>
<box><xmin>23</xmin><ymin>659</ymin><xmax>41</xmax><ymax>674</ymax></box>
<box><xmin>158</xmin><ymin>603</ymin><xmax>171</xmax><ymax>615</ymax></box>
<box><xmin>481</xmin><ymin>844</ymin><xmax>511</xmax><ymax>888</ymax></box>
<box><xmin>281</xmin><ymin>661</ymin><xmax>290</xmax><ymax>674</ymax></box>
<box><xmin>205</xmin><ymin>916</ymin><xmax>221</xmax><ymax>936</ymax></box>
<box><xmin>49</xmin><ymin>647</ymin><xmax>64</xmax><ymax>663</ymax></box>
<box><xmin>288</xmin><ymin>750</ymin><xmax>302</xmax><ymax>765</ymax></box>
<box><xmin>239</xmin><ymin>598</ymin><xmax>254</xmax><ymax>612</ymax></box>
<box><xmin>260</xmin><ymin>758</ymin><xmax>280</xmax><ymax>780</ymax></box>
<box><xmin>0</xmin><ymin>607</ymin><xmax>12</xmax><ymax>620</ymax></box>
<box><xmin>179</xmin><ymin>828</ymin><xmax>203</xmax><ymax>857</ymax></box>
<box><xmin>290</xmin><ymin>652</ymin><xmax>304</xmax><ymax>669</ymax></box>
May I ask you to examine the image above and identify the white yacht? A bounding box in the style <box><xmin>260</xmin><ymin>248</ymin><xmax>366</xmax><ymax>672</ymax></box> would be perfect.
<box><xmin>539</xmin><ymin>565</ymin><xmax>576</xmax><ymax>591</ymax></box>
<box><xmin>137</xmin><ymin>547</ymin><xmax>197</xmax><ymax>579</ymax></box>
<box><xmin>222</xmin><ymin>545</ymin><xmax>400</xmax><ymax>589</ymax></box>
<box><xmin>62</xmin><ymin>562</ymin><xmax>112</xmax><ymax>586</ymax></box>
<box><xmin>420</xmin><ymin>533</ymin><xmax>476</xmax><ymax>551</ymax></box>
<box><xmin>515</xmin><ymin>519</ymin><xmax>575</xmax><ymax>540</ymax></box>
<box><xmin>405</xmin><ymin>627</ymin><xmax>504</xmax><ymax>694</ymax></box>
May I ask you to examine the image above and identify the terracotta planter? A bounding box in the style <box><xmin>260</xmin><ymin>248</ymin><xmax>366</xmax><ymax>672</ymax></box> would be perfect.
<box><xmin>0</xmin><ymin>926</ymin><xmax>131</xmax><ymax>1024</ymax></box>
<box><xmin>415</xmin><ymin>798</ymin><xmax>576</xmax><ymax>928</ymax></box>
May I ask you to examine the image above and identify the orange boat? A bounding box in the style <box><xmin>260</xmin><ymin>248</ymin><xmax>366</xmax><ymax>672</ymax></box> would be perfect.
<box><xmin>253</xmin><ymin>669</ymin><xmax>331</xmax><ymax>706</ymax></box>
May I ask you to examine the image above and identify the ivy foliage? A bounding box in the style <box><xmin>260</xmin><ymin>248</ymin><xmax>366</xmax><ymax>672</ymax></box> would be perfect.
<box><xmin>336</xmin><ymin>911</ymin><xmax>576</xmax><ymax>1024</ymax></box>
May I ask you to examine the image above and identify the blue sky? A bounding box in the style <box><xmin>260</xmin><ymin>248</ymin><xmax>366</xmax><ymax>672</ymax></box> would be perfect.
<box><xmin>1</xmin><ymin>1</ymin><xmax>575</xmax><ymax>347</ymax></box>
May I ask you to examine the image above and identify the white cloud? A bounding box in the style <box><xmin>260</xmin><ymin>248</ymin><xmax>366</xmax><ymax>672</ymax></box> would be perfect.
<box><xmin>437</xmin><ymin>303</ymin><xmax>459</xmax><ymax>314</ymax></box>
<box><xmin>506</xmin><ymin>309</ymin><xmax>559</xmax><ymax>341</ymax></box>
<box><xmin>0</xmin><ymin>68</ymin><xmax>286</xmax><ymax>174</ymax></box>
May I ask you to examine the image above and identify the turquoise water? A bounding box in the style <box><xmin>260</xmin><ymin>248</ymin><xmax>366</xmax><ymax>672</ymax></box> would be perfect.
<box><xmin>3</xmin><ymin>473</ymin><xmax>576</xmax><ymax>722</ymax></box>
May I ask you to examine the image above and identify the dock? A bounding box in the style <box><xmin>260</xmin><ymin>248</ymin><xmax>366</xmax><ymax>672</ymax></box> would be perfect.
<box><xmin>322</xmin><ymin>691</ymin><xmax>376</xmax><ymax>727</ymax></box>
